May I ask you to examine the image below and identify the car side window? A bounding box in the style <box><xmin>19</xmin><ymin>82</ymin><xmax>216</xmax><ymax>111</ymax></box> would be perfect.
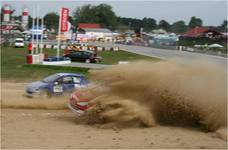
<box><xmin>84</xmin><ymin>52</ymin><xmax>92</xmax><ymax>56</ymax></box>
<box><xmin>63</xmin><ymin>76</ymin><xmax>74</xmax><ymax>84</ymax></box>
<box><xmin>73</xmin><ymin>51</ymin><xmax>82</xmax><ymax>56</ymax></box>
<box><xmin>58</xmin><ymin>76</ymin><xmax>74</xmax><ymax>84</ymax></box>
<box><xmin>72</xmin><ymin>76</ymin><xmax>81</xmax><ymax>84</ymax></box>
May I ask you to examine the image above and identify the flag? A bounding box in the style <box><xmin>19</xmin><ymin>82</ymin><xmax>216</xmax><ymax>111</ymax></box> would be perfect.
<box><xmin>60</xmin><ymin>8</ymin><xmax>69</xmax><ymax>32</ymax></box>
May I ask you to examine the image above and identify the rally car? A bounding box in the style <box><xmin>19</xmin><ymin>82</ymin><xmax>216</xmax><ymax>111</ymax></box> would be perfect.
<box><xmin>68</xmin><ymin>85</ymin><xmax>108</xmax><ymax>115</ymax></box>
<box><xmin>25</xmin><ymin>73</ymin><xmax>88</xmax><ymax>97</ymax></box>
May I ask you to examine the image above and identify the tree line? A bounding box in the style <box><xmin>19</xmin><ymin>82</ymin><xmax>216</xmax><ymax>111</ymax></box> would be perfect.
<box><xmin>2</xmin><ymin>4</ymin><xmax>228</xmax><ymax>34</ymax></box>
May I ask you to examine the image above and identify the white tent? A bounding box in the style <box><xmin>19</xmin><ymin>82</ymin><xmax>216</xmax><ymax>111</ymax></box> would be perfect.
<box><xmin>208</xmin><ymin>44</ymin><xmax>223</xmax><ymax>48</ymax></box>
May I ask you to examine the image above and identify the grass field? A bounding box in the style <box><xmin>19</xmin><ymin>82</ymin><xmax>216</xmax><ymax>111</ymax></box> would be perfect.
<box><xmin>1</xmin><ymin>46</ymin><xmax>158</xmax><ymax>81</ymax></box>
<box><xmin>1</xmin><ymin>47</ymin><xmax>89</xmax><ymax>81</ymax></box>
<box><xmin>98</xmin><ymin>50</ymin><xmax>158</xmax><ymax>64</ymax></box>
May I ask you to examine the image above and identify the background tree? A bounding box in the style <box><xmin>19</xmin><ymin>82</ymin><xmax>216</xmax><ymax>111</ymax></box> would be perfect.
<box><xmin>117</xmin><ymin>17</ymin><xmax>157</xmax><ymax>32</ymax></box>
<box><xmin>117</xmin><ymin>17</ymin><xmax>142</xmax><ymax>30</ymax></box>
<box><xmin>73</xmin><ymin>4</ymin><xmax>94</xmax><ymax>24</ymax></box>
<box><xmin>44</xmin><ymin>12</ymin><xmax>59</xmax><ymax>31</ymax></box>
<box><xmin>171</xmin><ymin>20</ymin><xmax>187</xmax><ymax>33</ymax></box>
<box><xmin>11</xmin><ymin>15</ymin><xmax>21</xmax><ymax>21</ymax></box>
<box><xmin>73</xmin><ymin>4</ymin><xmax>117</xmax><ymax>30</ymax></box>
<box><xmin>28</xmin><ymin>16</ymin><xmax>33</xmax><ymax>29</ymax></box>
<box><xmin>68</xmin><ymin>16</ymin><xmax>74</xmax><ymax>25</ymax></box>
<box><xmin>218</xmin><ymin>20</ymin><xmax>227</xmax><ymax>32</ymax></box>
<box><xmin>158</xmin><ymin>20</ymin><xmax>171</xmax><ymax>32</ymax></box>
<box><xmin>116</xmin><ymin>24</ymin><xmax>129</xmax><ymax>32</ymax></box>
<box><xmin>188</xmin><ymin>16</ymin><xmax>203</xmax><ymax>28</ymax></box>
<box><xmin>142</xmin><ymin>17</ymin><xmax>157</xmax><ymax>32</ymax></box>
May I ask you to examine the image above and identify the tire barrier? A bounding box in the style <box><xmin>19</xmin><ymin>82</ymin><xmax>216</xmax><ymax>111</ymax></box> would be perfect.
<box><xmin>34</xmin><ymin>44</ymin><xmax>120</xmax><ymax>51</ymax></box>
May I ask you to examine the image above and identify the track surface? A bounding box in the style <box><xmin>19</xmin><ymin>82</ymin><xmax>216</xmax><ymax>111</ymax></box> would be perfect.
<box><xmin>1</xmin><ymin>82</ymin><xmax>227</xmax><ymax>149</ymax></box>
<box><xmin>89</xmin><ymin>42</ymin><xmax>227</xmax><ymax>66</ymax></box>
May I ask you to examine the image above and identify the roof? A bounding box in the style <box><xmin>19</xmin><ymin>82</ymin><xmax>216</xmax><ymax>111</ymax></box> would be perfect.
<box><xmin>81</xmin><ymin>28</ymin><xmax>113</xmax><ymax>33</ymax></box>
<box><xmin>182</xmin><ymin>27</ymin><xmax>222</xmax><ymax>37</ymax></box>
<box><xmin>208</xmin><ymin>44</ymin><xmax>223</xmax><ymax>48</ymax></box>
<box><xmin>56</xmin><ymin>73</ymin><xmax>84</xmax><ymax>77</ymax></box>
<box><xmin>78</xmin><ymin>23</ymin><xmax>101</xmax><ymax>28</ymax></box>
<box><xmin>152</xmin><ymin>28</ymin><xmax>167</xmax><ymax>34</ymax></box>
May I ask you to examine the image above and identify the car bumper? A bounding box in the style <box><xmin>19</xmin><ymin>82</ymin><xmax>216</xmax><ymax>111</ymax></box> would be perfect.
<box><xmin>15</xmin><ymin>45</ymin><xmax>24</xmax><ymax>47</ymax></box>
<box><xmin>67</xmin><ymin>103</ymin><xmax>85</xmax><ymax>115</ymax></box>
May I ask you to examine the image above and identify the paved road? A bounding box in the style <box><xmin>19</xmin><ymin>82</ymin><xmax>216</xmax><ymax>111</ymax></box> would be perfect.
<box><xmin>89</xmin><ymin>42</ymin><xmax>227</xmax><ymax>66</ymax></box>
<box><xmin>42</xmin><ymin>40</ymin><xmax>227</xmax><ymax>66</ymax></box>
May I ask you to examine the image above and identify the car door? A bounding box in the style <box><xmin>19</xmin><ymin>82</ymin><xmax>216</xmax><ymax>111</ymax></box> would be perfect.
<box><xmin>52</xmin><ymin>78</ymin><xmax>64</xmax><ymax>94</ymax></box>
<box><xmin>61</xmin><ymin>76</ymin><xmax>75</xmax><ymax>92</ymax></box>
<box><xmin>77</xmin><ymin>51</ymin><xmax>84</xmax><ymax>61</ymax></box>
<box><xmin>52</xmin><ymin>76</ymin><xmax>74</xmax><ymax>94</ymax></box>
<box><xmin>82</xmin><ymin>51</ymin><xmax>92</xmax><ymax>61</ymax></box>
<box><xmin>68</xmin><ymin>52</ymin><xmax>76</xmax><ymax>61</ymax></box>
<box><xmin>71</xmin><ymin>51</ymin><xmax>83</xmax><ymax>61</ymax></box>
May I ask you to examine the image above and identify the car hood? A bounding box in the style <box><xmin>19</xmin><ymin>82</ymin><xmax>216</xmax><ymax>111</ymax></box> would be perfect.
<box><xmin>26</xmin><ymin>81</ymin><xmax>48</xmax><ymax>91</ymax></box>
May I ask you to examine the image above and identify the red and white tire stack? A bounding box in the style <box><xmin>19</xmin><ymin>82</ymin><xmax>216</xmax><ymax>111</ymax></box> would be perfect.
<box><xmin>3</xmin><ymin>4</ymin><xmax>11</xmax><ymax>22</ymax></box>
<box><xmin>21</xmin><ymin>8</ymin><xmax>29</xmax><ymax>30</ymax></box>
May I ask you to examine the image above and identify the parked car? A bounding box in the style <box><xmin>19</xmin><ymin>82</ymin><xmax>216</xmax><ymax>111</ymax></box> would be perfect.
<box><xmin>14</xmin><ymin>38</ymin><xmax>25</xmax><ymax>48</ymax></box>
<box><xmin>64</xmin><ymin>50</ymin><xmax>102</xmax><ymax>63</ymax></box>
<box><xmin>25</xmin><ymin>73</ymin><xmax>88</xmax><ymax>97</ymax></box>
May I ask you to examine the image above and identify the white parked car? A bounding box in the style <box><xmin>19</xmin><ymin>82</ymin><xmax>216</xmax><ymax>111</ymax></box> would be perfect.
<box><xmin>14</xmin><ymin>38</ymin><xmax>25</xmax><ymax>48</ymax></box>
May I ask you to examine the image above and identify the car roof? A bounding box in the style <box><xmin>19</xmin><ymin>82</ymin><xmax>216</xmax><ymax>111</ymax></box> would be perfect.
<box><xmin>73</xmin><ymin>50</ymin><xmax>94</xmax><ymax>53</ymax></box>
<box><xmin>55</xmin><ymin>73</ymin><xmax>84</xmax><ymax>77</ymax></box>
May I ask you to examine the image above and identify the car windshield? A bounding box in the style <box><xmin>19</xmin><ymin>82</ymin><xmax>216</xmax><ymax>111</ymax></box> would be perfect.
<box><xmin>42</xmin><ymin>74</ymin><xmax>60</xmax><ymax>83</ymax></box>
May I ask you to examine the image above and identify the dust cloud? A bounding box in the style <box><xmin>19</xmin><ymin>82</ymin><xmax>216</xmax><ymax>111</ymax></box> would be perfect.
<box><xmin>80</xmin><ymin>59</ymin><xmax>227</xmax><ymax>131</ymax></box>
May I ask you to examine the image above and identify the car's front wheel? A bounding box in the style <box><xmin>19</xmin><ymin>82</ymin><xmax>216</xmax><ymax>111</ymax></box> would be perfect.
<box><xmin>94</xmin><ymin>59</ymin><xmax>100</xmax><ymax>63</ymax></box>
<box><xmin>40</xmin><ymin>90</ymin><xmax>52</xmax><ymax>99</ymax></box>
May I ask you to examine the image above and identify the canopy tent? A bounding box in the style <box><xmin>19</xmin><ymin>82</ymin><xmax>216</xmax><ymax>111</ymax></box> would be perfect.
<box><xmin>208</xmin><ymin>44</ymin><xmax>224</xmax><ymax>48</ymax></box>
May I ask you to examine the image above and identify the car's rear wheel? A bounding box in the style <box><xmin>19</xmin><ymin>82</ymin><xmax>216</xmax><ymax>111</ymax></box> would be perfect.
<box><xmin>85</xmin><ymin>59</ymin><xmax>91</xmax><ymax>63</ymax></box>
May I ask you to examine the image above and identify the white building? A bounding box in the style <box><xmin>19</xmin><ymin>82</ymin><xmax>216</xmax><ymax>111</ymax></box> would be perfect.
<box><xmin>77</xmin><ymin>28</ymin><xmax>114</xmax><ymax>42</ymax></box>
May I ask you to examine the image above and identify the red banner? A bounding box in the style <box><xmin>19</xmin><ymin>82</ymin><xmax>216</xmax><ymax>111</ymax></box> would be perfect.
<box><xmin>60</xmin><ymin>8</ymin><xmax>69</xmax><ymax>32</ymax></box>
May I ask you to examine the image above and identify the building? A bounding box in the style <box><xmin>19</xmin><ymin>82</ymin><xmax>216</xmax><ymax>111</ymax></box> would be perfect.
<box><xmin>77</xmin><ymin>23</ymin><xmax>113</xmax><ymax>42</ymax></box>
<box><xmin>152</xmin><ymin>28</ymin><xmax>167</xmax><ymax>34</ymax></box>
<box><xmin>179</xmin><ymin>27</ymin><xmax>226</xmax><ymax>47</ymax></box>
<box><xmin>78</xmin><ymin>23</ymin><xmax>101</xmax><ymax>29</ymax></box>
<box><xmin>141</xmin><ymin>32</ymin><xmax>178</xmax><ymax>46</ymax></box>
<box><xmin>181</xmin><ymin>27</ymin><xmax>223</xmax><ymax>39</ymax></box>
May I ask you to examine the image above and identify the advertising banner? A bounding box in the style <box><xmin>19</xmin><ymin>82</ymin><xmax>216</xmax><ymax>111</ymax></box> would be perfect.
<box><xmin>60</xmin><ymin>8</ymin><xmax>69</xmax><ymax>32</ymax></box>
